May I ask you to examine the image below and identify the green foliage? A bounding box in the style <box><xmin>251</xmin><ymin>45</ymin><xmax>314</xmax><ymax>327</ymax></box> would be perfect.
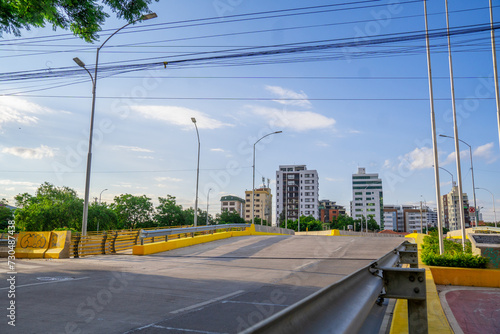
<box><xmin>0</xmin><ymin>198</ymin><xmax>14</xmax><ymax>230</ymax></box>
<box><xmin>110</xmin><ymin>194</ymin><xmax>154</xmax><ymax>229</ymax></box>
<box><xmin>14</xmin><ymin>182</ymin><xmax>83</xmax><ymax>231</ymax></box>
<box><xmin>0</xmin><ymin>0</ymin><xmax>158</xmax><ymax>42</ymax></box>
<box><xmin>216</xmin><ymin>210</ymin><xmax>245</xmax><ymax>224</ymax></box>
<box><xmin>155</xmin><ymin>195</ymin><xmax>186</xmax><ymax>227</ymax></box>
<box><xmin>279</xmin><ymin>216</ymin><xmax>323</xmax><ymax>232</ymax></box>
<box><xmin>87</xmin><ymin>203</ymin><xmax>118</xmax><ymax>231</ymax></box>
<box><xmin>421</xmin><ymin>232</ymin><xmax>488</xmax><ymax>268</ymax></box>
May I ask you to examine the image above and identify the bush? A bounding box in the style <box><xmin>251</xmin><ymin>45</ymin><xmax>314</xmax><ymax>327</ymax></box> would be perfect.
<box><xmin>421</xmin><ymin>232</ymin><xmax>488</xmax><ymax>268</ymax></box>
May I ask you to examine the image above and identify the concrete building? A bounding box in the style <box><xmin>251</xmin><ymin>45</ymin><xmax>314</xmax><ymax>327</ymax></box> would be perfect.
<box><xmin>220</xmin><ymin>195</ymin><xmax>245</xmax><ymax>218</ymax></box>
<box><xmin>441</xmin><ymin>186</ymin><xmax>470</xmax><ymax>231</ymax></box>
<box><xmin>319</xmin><ymin>200</ymin><xmax>346</xmax><ymax>223</ymax></box>
<box><xmin>276</xmin><ymin>165</ymin><xmax>319</xmax><ymax>223</ymax></box>
<box><xmin>351</xmin><ymin>167</ymin><xmax>384</xmax><ymax>228</ymax></box>
<box><xmin>383</xmin><ymin>204</ymin><xmax>438</xmax><ymax>233</ymax></box>
<box><xmin>244</xmin><ymin>187</ymin><xmax>272</xmax><ymax>224</ymax></box>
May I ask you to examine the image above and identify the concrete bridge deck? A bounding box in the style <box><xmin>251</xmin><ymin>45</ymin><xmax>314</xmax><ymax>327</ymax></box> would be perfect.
<box><xmin>0</xmin><ymin>235</ymin><xmax>403</xmax><ymax>334</ymax></box>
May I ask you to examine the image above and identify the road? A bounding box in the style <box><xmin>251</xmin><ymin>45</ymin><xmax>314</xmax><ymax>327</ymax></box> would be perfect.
<box><xmin>0</xmin><ymin>235</ymin><xmax>404</xmax><ymax>334</ymax></box>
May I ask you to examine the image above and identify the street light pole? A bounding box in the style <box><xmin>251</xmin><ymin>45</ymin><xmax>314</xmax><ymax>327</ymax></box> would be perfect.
<box><xmin>424</xmin><ymin>0</ymin><xmax>444</xmax><ymax>254</ymax></box>
<box><xmin>99</xmin><ymin>188</ymin><xmax>108</xmax><ymax>205</ymax></box>
<box><xmin>437</xmin><ymin>166</ymin><xmax>454</xmax><ymax>188</ymax></box>
<box><xmin>440</xmin><ymin>135</ymin><xmax>479</xmax><ymax>227</ymax></box>
<box><xmin>192</xmin><ymin>117</ymin><xmax>200</xmax><ymax>227</ymax></box>
<box><xmin>75</xmin><ymin>13</ymin><xmax>157</xmax><ymax>236</ymax></box>
<box><xmin>252</xmin><ymin>131</ymin><xmax>282</xmax><ymax>225</ymax></box>
<box><xmin>476</xmin><ymin>187</ymin><xmax>497</xmax><ymax>228</ymax></box>
<box><xmin>206</xmin><ymin>188</ymin><xmax>212</xmax><ymax>225</ymax></box>
<box><xmin>489</xmin><ymin>0</ymin><xmax>500</xmax><ymax>152</ymax></box>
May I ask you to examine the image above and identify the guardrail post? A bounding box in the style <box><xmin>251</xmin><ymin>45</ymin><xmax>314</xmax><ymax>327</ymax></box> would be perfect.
<box><xmin>110</xmin><ymin>232</ymin><xmax>118</xmax><ymax>253</ymax></box>
<box><xmin>73</xmin><ymin>235</ymin><xmax>81</xmax><ymax>258</ymax></box>
<box><xmin>101</xmin><ymin>232</ymin><xmax>108</xmax><ymax>254</ymax></box>
<box><xmin>380</xmin><ymin>267</ymin><xmax>428</xmax><ymax>334</ymax></box>
<box><xmin>134</xmin><ymin>231</ymin><xmax>140</xmax><ymax>245</ymax></box>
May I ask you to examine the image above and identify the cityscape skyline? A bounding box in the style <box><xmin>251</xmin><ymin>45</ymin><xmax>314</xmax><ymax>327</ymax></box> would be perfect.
<box><xmin>0</xmin><ymin>1</ymin><xmax>499</xmax><ymax>222</ymax></box>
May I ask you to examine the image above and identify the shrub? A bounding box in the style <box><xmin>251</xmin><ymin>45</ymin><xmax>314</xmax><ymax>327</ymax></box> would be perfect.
<box><xmin>421</xmin><ymin>232</ymin><xmax>488</xmax><ymax>269</ymax></box>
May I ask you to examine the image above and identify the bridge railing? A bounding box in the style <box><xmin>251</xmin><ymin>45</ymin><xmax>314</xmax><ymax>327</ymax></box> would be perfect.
<box><xmin>138</xmin><ymin>224</ymin><xmax>251</xmax><ymax>245</ymax></box>
<box><xmin>241</xmin><ymin>241</ymin><xmax>427</xmax><ymax>334</ymax></box>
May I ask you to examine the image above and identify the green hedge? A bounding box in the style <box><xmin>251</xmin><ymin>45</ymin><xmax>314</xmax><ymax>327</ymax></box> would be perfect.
<box><xmin>421</xmin><ymin>232</ymin><xmax>488</xmax><ymax>269</ymax></box>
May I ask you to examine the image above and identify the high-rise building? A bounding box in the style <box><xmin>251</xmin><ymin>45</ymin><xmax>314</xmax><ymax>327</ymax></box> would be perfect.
<box><xmin>351</xmin><ymin>167</ymin><xmax>384</xmax><ymax>228</ymax></box>
<box><xmin>384</xmin><ymin>204</ymin><xmax>438</xmax><ymax>233</ymax></box>
<box><xmin>220</xmin><ymin>195</ymin><xmax>245</xmax><ymax>218</ymax></box>
<box><xmin>276</xmin><ymin>165</ymin><xmax>319</xmax><ymax>223</ymax></box>
<box><xmin>441</xmin><ymin>186</ymin><xmax>470</xmax><ymax>231</ymax></box>
<box><xmin>319</xmin><ymin>200</ymin><xmax>346</xmax><ymax>223</ymax></box>
<box><xmin>244</xmin><ymin>187</ymin><xmax>272</xmax><ymax>224</ymax></box>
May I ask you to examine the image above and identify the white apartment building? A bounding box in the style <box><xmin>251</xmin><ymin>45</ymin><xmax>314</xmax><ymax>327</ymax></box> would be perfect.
<box><xmin>276</xmin><ymin>165</ymin><xmax>319</xmax><ymax>223</ymax></box>
<box><xmin>220</xmin><ymin>195</ymin><xmax>245</xmax><ymax>218</ymax></box>
<box><xmin>351</xmin><ymin>167</ymin><xmax>384</xmax><ymax>228</ymax></box>
<box><xmin>383</xmin><ymin>204</ymin><xmax>438</xmax><ymax>233</ymax></box>
<box><xmin>441</xmin><ymin>186</ymin><xmax>470</xmax><ymax>231</ymax></box>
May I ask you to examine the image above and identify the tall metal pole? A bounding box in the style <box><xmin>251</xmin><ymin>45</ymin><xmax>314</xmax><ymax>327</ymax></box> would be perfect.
<box><xmin>77</xmin><ymin>13</ymin><xmax>157</xmax><ymax>236</ymax></box>
<box><xmin>284</xmin><ymin>172</ymin><xmax>288</xmax><ymax>229</ymax></box>
<box><xmin>192</xmin><ymin>118</ymin><xmax>200</xmax><ymax>227</ymax></box>
<box><xmin>424</xmin><ymin>0</ymin><xmax>444</xmax><ymax>254</ymax></box>
<box><xmin>476</xmin><ymin>187</ymin><xmax>497</xmax><ymax>228</ymax></box>
<box><xmin>489</xmin><ymin>0</ymin><xmax>500</xmax><ymax>152</ymax></box>
<box><xmin>444</xmin><ymin>0</ymin><xmax>466</xmax><ymax>249</ymax></box>
<box><xmin>206</xmin><ymin>188</ymin><xmax>212</xmax><ymax>225</ymax></box>
<box><xmin>252</xmin><ymin>131</ymin><xmax>282</xmax><ymax>226</ymax></box>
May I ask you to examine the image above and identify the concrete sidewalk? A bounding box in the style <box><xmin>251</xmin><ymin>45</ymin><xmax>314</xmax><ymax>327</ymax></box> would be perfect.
<box><xmin>438</xmin><ymin>285</ymin><xmax>500</xmax><ymax>334</ymax></box>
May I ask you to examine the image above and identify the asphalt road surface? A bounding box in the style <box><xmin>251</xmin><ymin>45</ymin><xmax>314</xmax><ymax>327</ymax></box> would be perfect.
<box><xmin>0</xmin><ymin>235</ymin><xmax>404</xmax><ymax>334</ymax></box>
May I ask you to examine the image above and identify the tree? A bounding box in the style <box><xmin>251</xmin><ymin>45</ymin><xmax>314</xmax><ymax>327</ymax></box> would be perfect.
<box><xmin>0</xmin><ymin>199</ymin><xmax>14</xmax><ymax>231</ymax></box>
<box><xmin>367</xmin><ymin>216</ymin><xmax>380</xmax><ymax>231</ymax></box>
<box><xmin>14</xmin><ymin>182</ymin><xmax>83</xmax><ymax>231</ymax></box>
<box><xmin>155</xmin><ymin>195</ymin><xmax>185</xmax><ymax>227</ymax></box>
<box><xmin>88</xmin><ymin>202</ymin><xmax>118</xmax><ymax>232</ymax></box>
<box><xmin>0</xmin><ymin>0</ymin><xmax>158</xmax><ymax>42</ymax></box>
<box><xmin>110</xmin><ymin>194</ymin><xmax>154</xmax><ymax>229</ymax></box>
<box><xmin>216</xmin><ymin>210</ymin><xmax>245</xmax><ymax>224</ymax></box>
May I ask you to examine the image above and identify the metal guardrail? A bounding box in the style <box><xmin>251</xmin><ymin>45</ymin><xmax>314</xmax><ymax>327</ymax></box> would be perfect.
<box><xmin>241</xmin><ymin>240</ymin><xmax>427</xmax><ymax>334</ymax></box>
<box><xmin>139</xmin><ymin>224</ymin><xmax>251</xmax><ymax>245</ymax></box>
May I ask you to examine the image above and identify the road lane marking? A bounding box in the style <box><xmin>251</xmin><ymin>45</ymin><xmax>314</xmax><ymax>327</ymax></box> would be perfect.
<box><xmin>221</xmin><ymin>300</ymin><xmax>289</xmax><ymax>307</ymax></box>
<box><xmin>0</xmin><ymin>276</ymin><xmax>90</xmax><ymax>290</ymax></box>
<box><xmin>150</xmin><ymin>325</ymin><xmax>228</xmax><ymax>334</ymax></box>
<box><xmin>170</xmin><ymin>290</ymin><xmax>245</xmax><ymax>314</ymax></box>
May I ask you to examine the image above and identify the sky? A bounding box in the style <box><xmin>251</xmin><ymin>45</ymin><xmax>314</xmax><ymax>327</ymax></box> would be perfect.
<box><xmin>0</xmin><ymin>0</ymin><xmax>499</xmax><ymax>223</ymax></box>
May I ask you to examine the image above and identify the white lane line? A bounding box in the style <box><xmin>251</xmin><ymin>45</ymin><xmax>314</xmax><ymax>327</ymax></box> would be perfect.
<box><xmin>170</xmin><ymin>290</ymin><xmax>245</xmax><ymax>314</ymax></box>
<box><xmin>0</xmin><ymin>276</ymin><xmax>90</xmax><ymax>290</ymax></box>
<box><xmin>221</xmin><ymin>300</ymin><xmax>289</xmax><ymax>307</ymax></box>
<box><xmin>150</xmin><ymin>325</ymin><xmax>228</xmax><ymax>334</ymax></box>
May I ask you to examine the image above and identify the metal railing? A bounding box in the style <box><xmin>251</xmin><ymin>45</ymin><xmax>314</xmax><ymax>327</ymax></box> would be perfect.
<box><xmin>241</xmin><ymin>241</ymin><xmax>427</xmax><ymax>334</ymax></box>
<box><xmin>139</xmin><ymin>224</ymin><xmax>251</xmax><ymax>245</ymax></box>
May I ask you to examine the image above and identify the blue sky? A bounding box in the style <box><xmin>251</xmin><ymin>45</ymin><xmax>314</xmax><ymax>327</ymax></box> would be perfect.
<box><xmin>0</xmin><ymin>0</ymin><xmax>499</xmax><ymax>223</ymax></box>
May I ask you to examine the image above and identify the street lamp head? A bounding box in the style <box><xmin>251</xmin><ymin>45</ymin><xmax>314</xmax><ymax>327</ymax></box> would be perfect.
<box><xmin>439</xmin><ymin>134</ymin><xmax>451</xmax><ymax>138</ymax></box>
<box><xmin>274</xmin><ymin>131</ymin><xmax>283</xmax><ymax>134</ymax></box>
<box><xmin>140</xmin><ymin>13</ymin><xmax>158</xmax><ymax>20</ymax></box>
<box><xmin>191</xmin><ymin>117</ymin><xmax>197</xmax><ymax>123</ymax></box>
<box><xmin>73</xmin><ymin>57</ymin><xmax>86</xmax><ymax>68</ymax></box>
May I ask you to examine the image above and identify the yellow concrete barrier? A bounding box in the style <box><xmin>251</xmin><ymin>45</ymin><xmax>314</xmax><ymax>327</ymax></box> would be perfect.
<box><xmin>15</xmin><ymin>232</ymin><xmax>52</xmax><ymax>258</ymax></box>
<box><xmin>429</xmin><ymin>266</ymin><xmax>500</xmax><ymax>288</ymax></box>
<box><xmin>44</xmin><ymin>231</ymin><xmax>71</xmax><ymax>259</ymax></box>
<box><xmin>133</xmin><ymin>225</ymin><xmax>289</xmax><ymax>255</ymax></box>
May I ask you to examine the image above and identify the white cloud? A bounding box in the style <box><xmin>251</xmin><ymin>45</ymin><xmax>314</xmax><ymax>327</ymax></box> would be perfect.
<box><xmin>443</xmin><ymin>149</ymin><xmax>469</xmax><ymax>165</ymax></box>
<box><xmin>249</xmin><ymin>106</ymin><xmax>335</xmax><ymax>132</ymax></box>
<box><xmin>155</xmin><ymin>177</ymin><xmax>182</xmax><ymax>182</ymax></box>
<box><xmin>210</xmin><ymin>148</ymin><xmax>225</xmax><ymax>153</ymax></box>
<box><xmin>131</xmin><ymin>105</ymin><xmax>233</xmax><ymax>130</ymax></box>
<box><xmin>265</xmin><ymin>85</ymin><xmax>312</xmax><ymax>108</ymax></box>
<box><xmin>0</xmin><ymin>179</ymin><xmax>38</xmax><ymax>187</ymax></box>
<box><xmin>2</xmin><ymin>145</ymin><xmax>56</xmax><ymax>159</ymax></box>
<box><xmin>473</xmin><ymin>142</ymin><xmax>497</xmax><ymax>163</ymax></box>
<box><xmin>315</xmin><ymin>141</ymin><xmax>329</xmax><ymax>147</ymax></box>
<box><xmin>382</xmin><ymin>159</ymin><xmax>392</xmax><ymax>169</ymax></box>
<box><xmin>325</xmin><ymin>177</ymin><xmax>343</xmax><ymax>182</ymax></box>
<box><xmin>114</xmin><ymin>145</ymin><xmax>154</xmax><ymax>153</ymax></box>
<box><xmin>0</xmin><ymin>96</ymin><xmax>56</xmax><ymax>129</ymax></box>
<box><xmin>398</xmin><ymin>147</ymin><xmax>434</xmax><ymax>170</ymax></box>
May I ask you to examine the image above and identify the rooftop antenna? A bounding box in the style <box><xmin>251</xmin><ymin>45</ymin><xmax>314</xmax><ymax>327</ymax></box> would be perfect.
<box><xmin>267</xmin><ymin>178</ymin><xmax>270</xmax><ymax>188</ymax></box>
